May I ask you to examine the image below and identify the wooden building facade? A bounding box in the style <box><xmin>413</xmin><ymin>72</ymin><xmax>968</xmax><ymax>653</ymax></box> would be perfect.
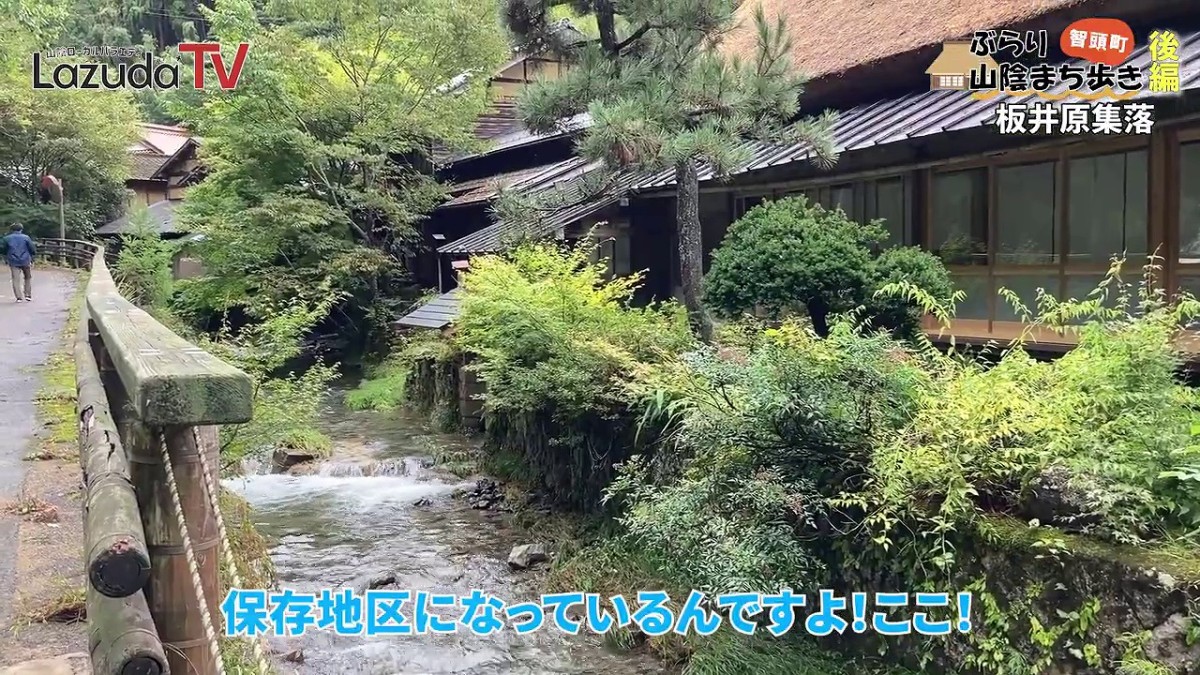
<box><xmin>401</xmin><ymin>0</ymin><xmax>1200</xmax><ymax>347</ymax></box>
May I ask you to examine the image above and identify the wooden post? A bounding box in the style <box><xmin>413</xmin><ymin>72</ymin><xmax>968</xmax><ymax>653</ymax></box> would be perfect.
<box><xmin>130</xmin><ymin>425</ymin><xmax>221</xmax><ymax>675</ymax></box>
<box><xmin>86</xmin><ymin>247</ymin><xmax>252</xmax><ymax>675</ymax></box>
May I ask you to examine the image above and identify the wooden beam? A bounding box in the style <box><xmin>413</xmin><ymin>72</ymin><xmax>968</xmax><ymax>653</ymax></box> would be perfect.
<box><xmin>85</xmin><ymin>253</ymin><xmax>252</xmax><ymax>425</ymax></box>
<box><xmin>76</xmin><ymin>313</ymin><xmax>152</xmax><ymax>599</ymax></box>
<box><xmin>87</xmin><ymin>584</ymin><xmax>168</xmax><ymax>675</ymax></box>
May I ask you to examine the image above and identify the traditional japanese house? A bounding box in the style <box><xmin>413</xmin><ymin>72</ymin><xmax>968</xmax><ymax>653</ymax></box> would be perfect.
<box><xmin>121</xmin><ymin>123</ymin><xmax>203</xmax><ymax>210</ymax></box>
<box><xmin>926</xmin><ymin>42</ymin><xmax>1000</xmax><ymax>90</ymax></box>
<box><xmin>401</xmin><ymin>0</ymin><xmax>1200</xmax><ymax>352</ymax></box>
<box><xmin>98</xmin><ymin>123</ymin><xmax>206</xmax><ymax>276</ymax></box>
<box><xmin>99</xmin><ymin>123</ymin><xmax>204</xmax><ymax>238</ymax></box>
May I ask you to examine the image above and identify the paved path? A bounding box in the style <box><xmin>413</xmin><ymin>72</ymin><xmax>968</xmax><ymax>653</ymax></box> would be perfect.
<box><xmin>0</xmin><ymin>268</ymin><xmax>79</xmax><ymax>633</ymax></box>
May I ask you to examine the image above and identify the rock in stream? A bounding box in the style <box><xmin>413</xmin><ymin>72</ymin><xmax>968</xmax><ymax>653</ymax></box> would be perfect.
<box><xmin>465</xmin><ymin>478</ymin><xmax>505</xmax><ymax>510</ymax></box>
<box><xmin>507</xmin><ymin>543</ymin><xmax>551</xmax><ymax>570</ymax></box>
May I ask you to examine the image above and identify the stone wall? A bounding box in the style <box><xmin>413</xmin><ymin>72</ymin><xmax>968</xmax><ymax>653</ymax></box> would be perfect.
<box><xmin>822</xmin><ymin>518</ymin><xmax>1200</xmax><ymax>673</ymax></box>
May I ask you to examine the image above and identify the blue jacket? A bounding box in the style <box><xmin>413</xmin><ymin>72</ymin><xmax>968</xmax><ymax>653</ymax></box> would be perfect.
<box><xmin>1</xmin><ymin>232</ymin><xmax>35</xmax><ymax>267</ymax></box>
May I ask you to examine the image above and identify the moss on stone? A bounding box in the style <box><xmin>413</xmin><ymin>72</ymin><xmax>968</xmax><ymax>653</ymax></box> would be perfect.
<box><xmin>978</xmin><ymin>516</ymin><xmax>1200</xmax><ymax>584</ymax></box>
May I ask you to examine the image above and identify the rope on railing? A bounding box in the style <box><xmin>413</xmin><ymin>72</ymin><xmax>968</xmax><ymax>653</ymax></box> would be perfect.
<box><xmin>158</xmin><ymin>430</ymin><xmax>227</xmax><ymax>675</ymax></box>
<box><xmin>191</xmin><ymin>427</ymin><xmax>274</xmax><ymax>675</ymax></box>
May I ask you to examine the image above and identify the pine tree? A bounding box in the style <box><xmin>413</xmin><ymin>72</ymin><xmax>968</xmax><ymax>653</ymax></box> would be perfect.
<box><xmin>501</xmin><ymin>0</ymin><xmax>837</xmax><ymax>342</ymax></box>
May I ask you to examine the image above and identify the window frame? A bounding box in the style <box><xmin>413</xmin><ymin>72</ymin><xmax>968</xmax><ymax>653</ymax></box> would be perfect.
<box><xmin>733</xmin><ymin>193</ymin><xmax>773</xmax><ymax>220</ymax></box>
<box><xmin>925</xmin><ymin>136</ymin><xmax>1153</xmax><ymax>330</ymax></box>
<box><xmin>928</xmin><ymin>166</ymin><xmax>990</xmax><ymax>267</ymax></box>
<box><xmin>724</xmin><ymin>133</ymin><xmax>1166</xmax><ymax>334</ymax></box>
<box><xmin>864</xmin><ymin>175</ymin><xmax>911</xmax><ymax>247</ymax></box>
<box><xmin>1066</xmin><ymin>148</ymin><xmax>1150</xmax><ymax>268</ymax></box>
<box><xmin>992</xmin><ymin>159</ymin><xmax>1061</xmax><ymax>267</ymax></box>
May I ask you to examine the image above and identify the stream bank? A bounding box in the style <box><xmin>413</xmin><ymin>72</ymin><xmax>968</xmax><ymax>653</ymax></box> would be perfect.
<box><xmin>401</xmin><ymin>353</ymin><xmax>1200</xmax><ymax>675</ymax></box>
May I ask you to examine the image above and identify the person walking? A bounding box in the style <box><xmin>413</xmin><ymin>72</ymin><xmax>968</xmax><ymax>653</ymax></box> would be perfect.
<box><xmin>1</xmin><ymin>223</ymin><xmax>36</xmax><ymax>302</ymax></box>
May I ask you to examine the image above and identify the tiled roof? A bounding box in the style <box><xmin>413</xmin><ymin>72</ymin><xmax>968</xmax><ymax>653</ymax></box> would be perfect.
<box><xmin>473</xmin><ymin>99</ymin><xmax>525</xmax><ymax>139</ymax></box>
<box><xmin>126</xmin><ymin>123</ymin><xmax>199</xmax><ymax>180</ymax></box>
<box><xmin>438</xmin><ymin>163</ymin><xmax>638</xmax><ymax>254</ymax></box>
<box><xmin>133</xmin><ymin>123</ymin><xmax>193</xmax><ymax>156</ymax></box>
<box><xmin>128</xmin><ymin>154</ymin><xmax>171</xmax><ymax>181</ymax></box>
<box><xmin>442</xmin><ymin>113</ymin><xmax>591</xmax><ymax>165</ymax></box>
<box><xmin>441</xmin><ymin>158</ymin><xmax>587</xmax><ymax>208</ymax></box>
<box><xmin>394</xmin><ymin>289</ymin><xmax>462</xmax><ymax>329</ymax></box>
<box><xmin>97</xmin><ymin>199</ymin><xmax>182</xmax><ymax>235</ymax></box>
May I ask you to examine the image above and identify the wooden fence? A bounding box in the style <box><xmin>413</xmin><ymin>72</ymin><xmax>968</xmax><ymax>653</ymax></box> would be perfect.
<box><xmin>40</xmin><ymin>238</ymin><xmax>254</xmax><ymax>675</ymax></box>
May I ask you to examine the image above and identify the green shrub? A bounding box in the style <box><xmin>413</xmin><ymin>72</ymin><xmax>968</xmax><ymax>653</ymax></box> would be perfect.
<box><xmin>604</xmin><ymin>318</ymin><xmax>931</xmax><ymax>595</ymax></box>
<box><xmin>609</xmin><ymin>459</ymin><xmax>826</xmax><ymax>593</ymax></box>
<box><xmin>704</xmin><ymin>196</ymin><xmax>953</xmax><ymax>338</ymax></box>
<box><xmin>197</xmin><ymin>294</ymin><xmax>341</xmax><ymax>466</ymax></box>
<box><xmin>629</xmin><ymin>320</ymin><xmax>929</xmax><ymax>489</ymax></box>
<box><xmin>866</xmin><ymin>246</ymin><xmax>954</xmax><ymax>338</ymax></box>
<box><xmin>112</xmin><ymin>208</ymin><xmax>175</xmax><ymax>309</ymax></box>
<box><xmin>453</xmin><ymin>240</ymin><xmax>693</xmax><ymax>417</ymax></box>
<box><xmin>853</xmin><ymin>262</ymin><xmax>1200</xmax><ymax>559</ymax></box>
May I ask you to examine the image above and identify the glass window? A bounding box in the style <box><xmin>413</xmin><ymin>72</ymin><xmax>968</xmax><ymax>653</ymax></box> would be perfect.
<box><xmin>614</xmin><ymin>233</ymin><xmax>631</xmax><ymax>277</ymax></box>
<box><xmin>1180</xmin><ymin>276</ymin><xmax>1200</xmax><ymax>297</ymax></box>
<box><xmin>1064</xmin><ymin>274</ymin><xmax>1129</xmax><ymax>324</ymax></box>
<box><xmin>952</xmin><ymin>274</ymin><xmax>991</xmax><ymax>321</ymax></box>
<box><xmin>589</xmin><ymin>231</ymin><xmax>633</xmax><ymax>279</ymax></box>
<box><xmin>996</xmin><ymin>162</ymin><xmax>1058</xmax><ymax>265</ymax></box>
<box><xmin>737</xmin><ymin>195</ymin><xmax>766</xmax><ymax>219</ymax></box>
<box><xmin>830</xmin><ymin>184</ymin><xmax>855</xmax><ymax>217</ymax></box>
<box><xmin>1180</xmin><ymin>143</ymin><xmax>1200</xmax><ymax>264</ymax></box>
<box><xmin>816</xmin><ymin>187</ymin><xmax>832</xmax><ymax>209</ymax></box>
<box><xmin>994</xmin><ymin>274</ymin><xmax>1061</xmax><ymax>322</ymax></box>
<box><xmin>1069</xmin><ymin>150</ymin><xmax>1147</xmax><ymax>265</ymax></box>
<box><xmin>866</xmin><ymin>177</ymin><xmax>908</xmax><ymax>247</ymax></box>
<box><xmin>931</xmin><ymin>169</ymin><xmax>988</xmax><ymax>265</ymax></box>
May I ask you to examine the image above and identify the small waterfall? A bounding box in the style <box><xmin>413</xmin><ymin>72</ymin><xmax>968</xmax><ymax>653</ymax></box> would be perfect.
<box><xmin>316</xmin><ymin>457</ymin><xmax>431</xmax><ymax>478</ymax></box>
<box><xmin>238</xmin><ymin>455</ymin><xmax>272</xmax><ymax>476</ymax></box>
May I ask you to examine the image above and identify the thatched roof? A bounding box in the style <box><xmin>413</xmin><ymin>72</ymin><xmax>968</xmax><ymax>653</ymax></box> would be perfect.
<box><xmin>722</xmin><ymin>0</ymin><xmax>1083</xmax><ymax>80</ymax></box>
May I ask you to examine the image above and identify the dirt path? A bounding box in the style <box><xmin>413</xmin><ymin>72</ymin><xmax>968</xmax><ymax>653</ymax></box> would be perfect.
<box><xmin>0</xmin><ymin>267</ymin><xmax>87</xmax><ymax>666</ymax></box>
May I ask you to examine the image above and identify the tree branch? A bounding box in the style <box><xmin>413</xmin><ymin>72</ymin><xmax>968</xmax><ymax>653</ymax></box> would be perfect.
<box><xmin>614</xmin><ymin>22</ymin><xmax>654</xmax><ymax>53</ymax></box>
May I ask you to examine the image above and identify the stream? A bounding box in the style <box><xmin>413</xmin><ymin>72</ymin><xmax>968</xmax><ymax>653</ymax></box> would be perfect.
<box><xmin>223</xmin><ymin>389</ymin><xmax>663</xmax><ymax>675</ymax></box>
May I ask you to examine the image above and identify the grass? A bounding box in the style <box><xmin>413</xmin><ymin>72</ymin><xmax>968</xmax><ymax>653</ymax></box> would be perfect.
<box><xmin>19</xmin><ymin>581</ymin><xmax>86</xmax><ymax>625</ymax></box>
<box><xmin>221</xmin><ymin>636</ymin><xmax>274</xmax><ymax>675</ymax></box>
<box><xmin>981</xmin><ymin>516</ymin><xmax>1200</xmax><ymax>583</ymax></box>
<box><xmin>28</xmin><ymin>275</ymin><xmax>85</xmax><ymax>461</ymax></box>
<box><xmin>29</xmin><ymin>352</ymin><xmax>76</xmax><ymax>453</ymax></box>
<box><xmin>344</xmin><ymin>358</ymin><xmax>409</xmax><ymax>411</ymax></box>
<box><xmin>218</xmin><ymin>490</ymin><xmax>275</xmax><ymax>592</ymax></box>
<box><xmin>277</xmin><ymin>428</ymin><xmax>333</xmax><ymax>458</ymax></box>
<box><xmin>218</xmin><ymin>490</ymin><xmax>277</xmax><ymax>674</ymax></box>
<box><xmin>430</xmin><ymin>442</ymin><xmax>480</xmax><ymax>478</ymax></box>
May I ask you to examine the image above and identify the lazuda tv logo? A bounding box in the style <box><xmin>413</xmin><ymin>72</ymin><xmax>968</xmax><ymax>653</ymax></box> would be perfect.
<box><xmin>32</xmin><ymin>42</ymin><xmax>250</xmax><ymax>90</ymax></box>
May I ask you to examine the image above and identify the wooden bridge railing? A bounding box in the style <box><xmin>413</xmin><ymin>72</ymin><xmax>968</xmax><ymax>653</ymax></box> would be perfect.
<box><xmin>41</xmin><ymin>239</ymin><xmax>254</xmax><ymax>675</ymax></box>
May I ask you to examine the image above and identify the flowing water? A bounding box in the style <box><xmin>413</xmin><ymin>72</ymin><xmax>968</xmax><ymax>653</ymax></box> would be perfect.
<box><xmin>224</xmin><ymin>391</ymin><xmax>663</xmax><ymax>675</ymax></box>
